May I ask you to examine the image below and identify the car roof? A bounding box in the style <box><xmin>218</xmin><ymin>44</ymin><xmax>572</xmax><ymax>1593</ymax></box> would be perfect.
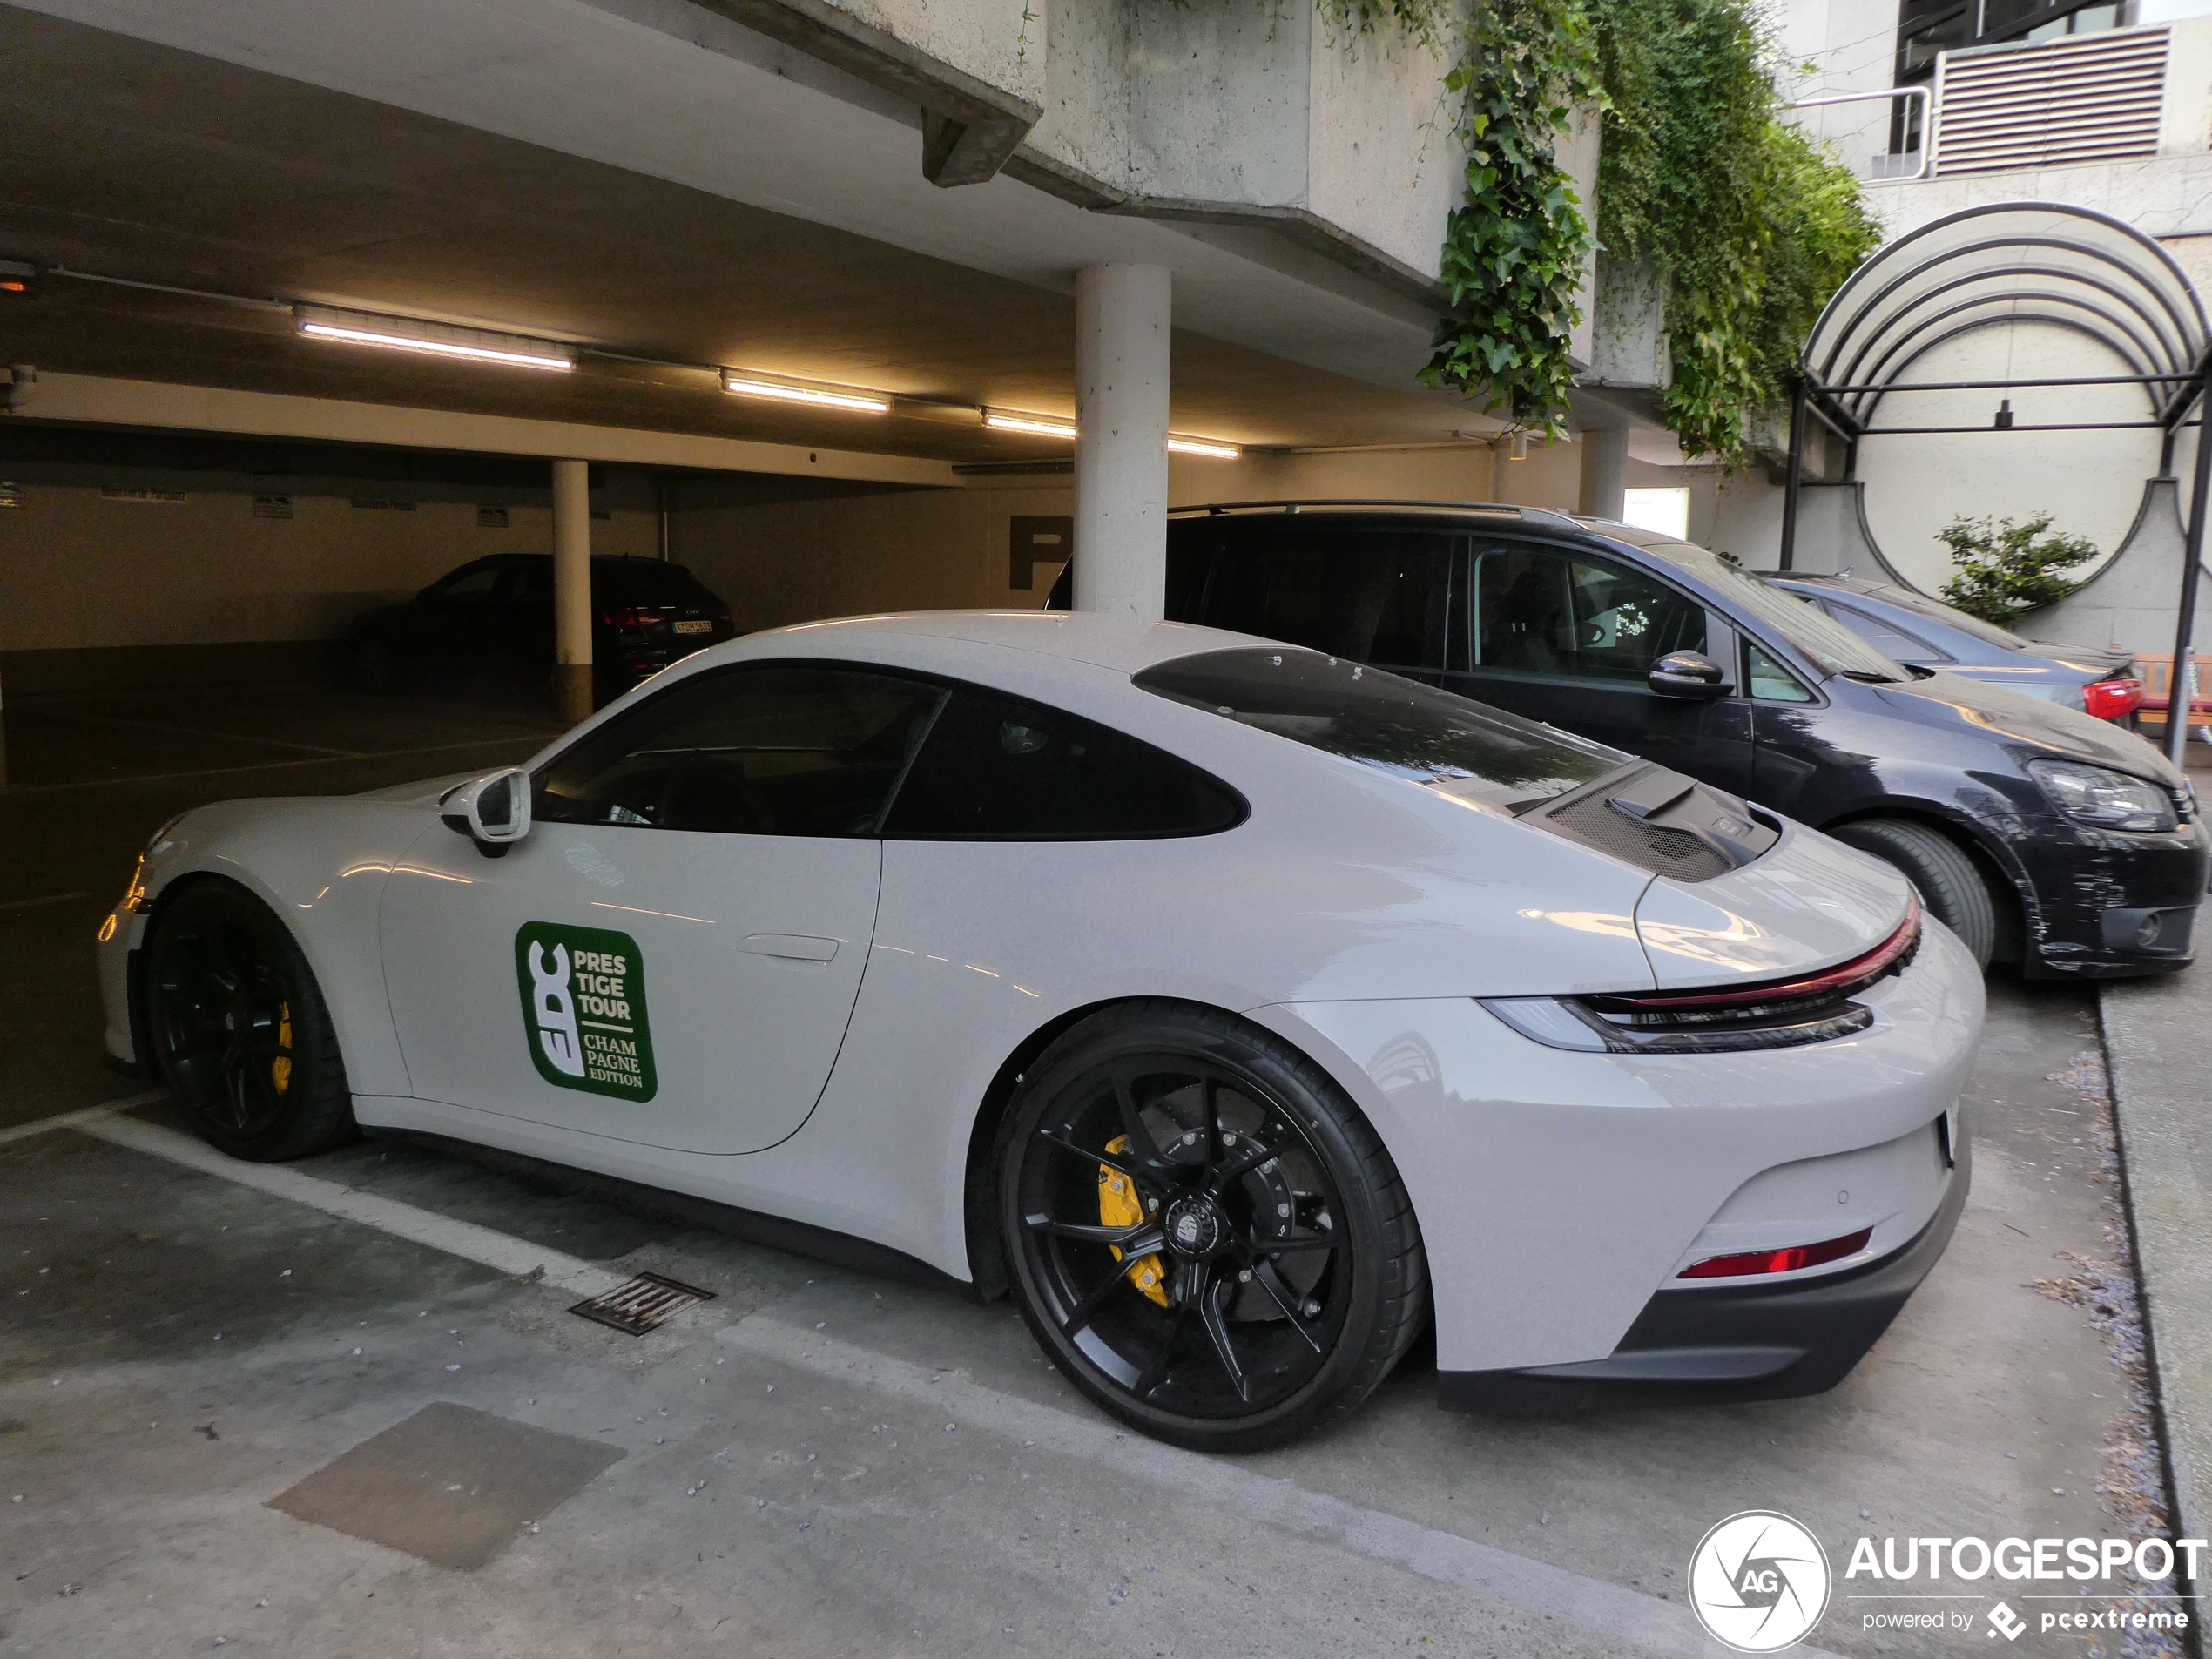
<box><xmin>1170</xmin><ymin>499</ymin><xmax>1587</xmax><ymax>533</ymax></box>
<box><xmin>732</xmin><ymin>610</ymin><xmax>1275</xmax><ymax>675</ymax></box>
<box><xmin>1759</xmin><ymin>571</ymin><xmax>1883</xmax><ymax>594</ymax></box>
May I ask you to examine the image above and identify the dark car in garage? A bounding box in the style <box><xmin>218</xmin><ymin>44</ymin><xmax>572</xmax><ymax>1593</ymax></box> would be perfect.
<box><xmin>1054</xmin><ymin>501</ymin><xmax>2209</xmax><ymax>977</ymax></box>
<box><xmin>347</xmin><ymin>553</ymin><xmax>736</xmax><ymax>706</ymax></box>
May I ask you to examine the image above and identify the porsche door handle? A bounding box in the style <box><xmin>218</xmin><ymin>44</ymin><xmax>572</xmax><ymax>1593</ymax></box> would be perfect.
<box><xmin>741</xmin><ymin>933</ymin><xmax>839</xmax><ymax>962</ymax></box>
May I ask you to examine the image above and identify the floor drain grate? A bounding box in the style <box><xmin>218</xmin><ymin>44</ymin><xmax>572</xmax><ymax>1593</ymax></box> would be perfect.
<box><xmin>570</xmin><ymin>1272</ymin><xmax>716</xmax><ymax>1336</ymax></box>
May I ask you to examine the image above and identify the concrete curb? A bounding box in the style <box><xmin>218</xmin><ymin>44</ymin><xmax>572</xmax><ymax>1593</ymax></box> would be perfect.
<box><xmin>2101</xmin><ymin>968</ymin><xmax>2212</xmax><ymax>1635</ymax></box>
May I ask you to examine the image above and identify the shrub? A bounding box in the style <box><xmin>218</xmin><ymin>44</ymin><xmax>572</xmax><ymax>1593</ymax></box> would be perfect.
<box><xmin>1937</xmin><ymin>514</ymin><xmax>2098</xmax><ymax>624</ymax></box>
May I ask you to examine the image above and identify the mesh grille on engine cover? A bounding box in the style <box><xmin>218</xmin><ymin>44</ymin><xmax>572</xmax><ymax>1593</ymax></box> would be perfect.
<box><xmin>1541</xmin><ymin>792</ymin><xmax>1731</xmax><ymax>882</ymax></box>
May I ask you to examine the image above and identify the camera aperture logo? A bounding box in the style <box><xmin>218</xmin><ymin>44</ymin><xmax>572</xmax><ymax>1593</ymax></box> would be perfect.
<box><xmin>1689</xmin><ymin>1511</ymin><xmax>1831</xmax><ymax>1653</ymax></box>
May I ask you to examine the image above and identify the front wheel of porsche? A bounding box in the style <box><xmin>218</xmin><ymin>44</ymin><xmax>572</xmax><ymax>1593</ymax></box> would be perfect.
<box><xmin>997</xmin><ymin>1002</ymin><xmax>1428</xmax><ymax>1453</ymax></box>
<box><xmin>146</xmin><ymin>879</ymin><xmax>357</xmax><ymax>1162</ymax></box>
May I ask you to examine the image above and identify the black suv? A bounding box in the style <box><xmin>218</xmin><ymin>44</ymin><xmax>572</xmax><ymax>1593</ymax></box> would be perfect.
<box><xmin>1055</xmin><ymin>502</ymin><xmax>2209</xmax><ymax>977</ymax></box>
<box><xmin>348</xmin><ymin>554</ymin><xmax>736</xmax><ymax>707</ymax></box>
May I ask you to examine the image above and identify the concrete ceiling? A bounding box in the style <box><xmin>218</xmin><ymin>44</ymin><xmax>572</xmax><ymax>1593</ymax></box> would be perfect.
<box><xmin>0</xmin><ymin>4</ymin><xmax>1509</xmax><ymax>465</ymax></box>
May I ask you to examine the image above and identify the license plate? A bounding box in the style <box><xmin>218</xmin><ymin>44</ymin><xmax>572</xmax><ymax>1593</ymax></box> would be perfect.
<box><xmin>671</xmin><ymin>619</ymin><xmax>711</xmax><ymax>635</ymax></box>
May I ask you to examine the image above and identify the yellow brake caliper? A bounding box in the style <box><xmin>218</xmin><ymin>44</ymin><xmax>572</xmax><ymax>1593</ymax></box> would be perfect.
<box><xmin>1102</xmin><ymin>1136</ymin><xmax>1170</xmax><ymax>1307</ymax></box>
<box><xmin>272</xmin><ymin>1002</ymin><xmax>293</xmax><ymax>1096</ymax></box>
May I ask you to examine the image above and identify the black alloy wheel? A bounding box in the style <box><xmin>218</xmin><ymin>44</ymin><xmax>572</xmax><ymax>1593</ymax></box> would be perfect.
<box><xmin>999</xmin><ymin>1002</ymin><xmax>1428</xmax><ymax>1452</ymax></box>
<box><xmin>146</xmin><ymin>880</ymin><xmax>356</xmax><ymax>1161</ymax></box>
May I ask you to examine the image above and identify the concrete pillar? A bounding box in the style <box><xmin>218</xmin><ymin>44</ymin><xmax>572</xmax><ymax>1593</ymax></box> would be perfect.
<box><xmin>1072</xmin><ymin>264</ymin><xmax>1172</xmax><ymax>620</ymax></box>
<box><xmin>551</xmin><ymin>459</ymin><xmax>593</xmax><ymax>724</ymax></box>
<box><xmin>1581</xmin><ymin>427</ymin><xmax>1629</xmax><ymax>522</ymax></box>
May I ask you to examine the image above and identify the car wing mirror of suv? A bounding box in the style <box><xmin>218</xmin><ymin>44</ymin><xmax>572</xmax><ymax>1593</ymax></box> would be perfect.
<box><xmin>441</xmin><ymin>766</ymin><xmax>534</xmax><ymax>858</ymax></box>
<box><xmin>1649</xmin><ymin>651</ymin><xmax>1734</xmax><ymax>699</ymax></box>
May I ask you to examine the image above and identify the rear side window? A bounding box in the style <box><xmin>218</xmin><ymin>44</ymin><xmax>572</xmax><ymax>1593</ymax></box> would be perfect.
<box><xmin>1196</xmin><ymin>529</ymin><xmax>1444</xmax><ymax>669</ymax></box>
<box><xmin>1135</xmin><ymin>646</ymin><xmax>1624</xmax><ymax>811</ymax></box>
<box><xmin>536</xmin><ymin>664</ymin><xmax>942</xmax><ymax>836</ymax></box>
<box><xmin>881</xmin><ymin>687</ymin><xmax>1244</xmax><ymax>840</ymax></box>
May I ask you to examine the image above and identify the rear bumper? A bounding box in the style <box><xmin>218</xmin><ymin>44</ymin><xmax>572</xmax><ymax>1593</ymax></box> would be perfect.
<box><xmin>1438</xmin><ymin>1130</ymin><xmax>1970</xmax><ymax>1413</ymax></box>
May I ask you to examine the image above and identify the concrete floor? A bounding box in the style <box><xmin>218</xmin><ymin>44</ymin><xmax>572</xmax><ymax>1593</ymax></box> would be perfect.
<box><xmin>0</xmin><ymin>688</ymin><xmax>2174</xmax><ymax>1657</ymax></box>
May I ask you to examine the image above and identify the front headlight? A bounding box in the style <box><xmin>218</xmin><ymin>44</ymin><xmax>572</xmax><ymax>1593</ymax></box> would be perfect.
<box><xmin>2028</xmin><ymin>759</ymin><xmax>2177</xmax><ymax>832</ymax></box>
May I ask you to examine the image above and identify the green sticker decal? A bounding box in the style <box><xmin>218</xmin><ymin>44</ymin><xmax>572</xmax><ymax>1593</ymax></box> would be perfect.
<box><xmin>515</xmin><ymin>921</ymin><xmax>658</xmax><ymax>1101</ymax></box>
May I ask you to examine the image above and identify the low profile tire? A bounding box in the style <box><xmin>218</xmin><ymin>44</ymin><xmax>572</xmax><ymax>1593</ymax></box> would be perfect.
<box><xmin>997</xmin><ymin>1001</ymin><xmax>1429</xmax><ymax>1453</ymax></box>
<box><xmin>145</xmin><ymin>880</ymin><xmax>356</xmax><ymax>1162</ymax></box>
<box><xmin>1831</xmin><ymin>817</ymin><xmax>1998</xmax><ymax>968</ymax></box>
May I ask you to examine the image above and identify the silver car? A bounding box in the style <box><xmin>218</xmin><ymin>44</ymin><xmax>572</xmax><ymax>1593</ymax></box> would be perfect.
<box><xmin>1764</xmin><ymin>573</ymin><xmax>2142</xmax><ymax>722</ymax></box>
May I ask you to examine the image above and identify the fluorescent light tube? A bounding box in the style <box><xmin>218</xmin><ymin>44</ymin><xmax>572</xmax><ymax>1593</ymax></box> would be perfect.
<box><xmin>1167</xmin><ymin>435</ymin><xmax>1240</xmax><ymax>459</ymax></box>
<box><xmin>984</xmin><ymin>409</ymin><xmax>1079</xmax><ymax>440</ymax></box>
<box><xmin>722</xmin><ymin>374</ymin><xmax>891</xmax><ymax>414</ymax></box>
<box><xmin>295</xmin><ymin>307</ymin><xmax>573</xmax><ymax>371</ymax></box>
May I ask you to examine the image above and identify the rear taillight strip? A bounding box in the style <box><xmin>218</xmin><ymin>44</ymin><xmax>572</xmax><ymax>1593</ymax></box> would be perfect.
<box><xmin>1597</xmin><ymin>893</ymin><xmax>1921</xmax><ymax>1015</ymax></box>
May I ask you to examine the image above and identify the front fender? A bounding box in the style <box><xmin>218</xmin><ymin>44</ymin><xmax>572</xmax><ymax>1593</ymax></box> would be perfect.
<box><xmin>121</xmin><ymin>798</ymin><xmax>444</xmax><ymax>1096</ymax></box>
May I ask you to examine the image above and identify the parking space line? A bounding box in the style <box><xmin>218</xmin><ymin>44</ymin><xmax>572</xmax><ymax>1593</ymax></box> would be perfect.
<box><xmin>71</xmin><ymin>709</ymin><xmax>366</xmax><ymax>759</ymax></box>
<box><xmin>72</xmin><ymin>1115</ymin><xmax>626</xmax><ymax>1299</ymax></box>
<box><xmin>0</xmin><ymin>1092</ymin><xmax>163</xmax><ymax>1146</ymax></box>
<box><xmin>0</xmin><ymin>891</ymin><xmax>94</xmax><ymax>913</ymax></box>
<box><xmin>722</xmin><ymin>1318</ymin><xmax>1801</xmax><ymax>1659</ymax></box>
<box><xmin>45</xmin><ymin>1107</ymin><xmax>1831</xmax><ymax>1658</ymax></box>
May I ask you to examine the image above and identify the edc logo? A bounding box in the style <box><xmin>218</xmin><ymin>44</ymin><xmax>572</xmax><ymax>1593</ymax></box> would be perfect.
<box><xmin>1688</xmin><ymin>1511</ymin><xmax>1832</xmax><ymax>1652</ymax></box>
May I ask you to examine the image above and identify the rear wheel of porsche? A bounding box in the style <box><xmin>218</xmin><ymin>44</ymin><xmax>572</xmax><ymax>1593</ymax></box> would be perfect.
<box><xmin>998</xmin><ymin>1002</ymin><xmax>1428</xmax><ymax>1453</ymax></box>
<box><xmin>146</xmin><ymin>880</ymin><xmax>356</xmax><ymax>1162</ymax></box>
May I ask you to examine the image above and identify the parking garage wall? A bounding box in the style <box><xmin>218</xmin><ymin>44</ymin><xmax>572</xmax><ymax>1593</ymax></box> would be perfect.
<box><xmin>0</xmin><ymin>465</ymin><xmax>655</xmax><ymax>696</ymax></box>
<box><xmin>658</xmin><ymin>442</ymin><xmax>1629</xmax><ymax>629</ymax></box>
<box><xmin>661</xmin><ymin>444</ymin><xmax>1602</xmax><ymax>628</ymax></box>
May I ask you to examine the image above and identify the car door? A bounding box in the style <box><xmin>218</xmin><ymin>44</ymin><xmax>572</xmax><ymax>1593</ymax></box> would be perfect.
<box><xmin>414</xmin><ymin>560</ymin><xmax>509</xmax><ymax>665</ymax></box>
<box><xmin>1444</xmin><ymin>538</ymin><xmax>1758</xmax><ymax>799</ymax></box>
<box><xmin>378</xmin><ymin>660</ymin><xmax>944</xmax><ymax>1154</ymax></box>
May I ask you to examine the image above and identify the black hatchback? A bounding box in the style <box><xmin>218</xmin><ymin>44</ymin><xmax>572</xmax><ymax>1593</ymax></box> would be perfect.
<box><xmin>347</xmin><ymin>553</ymin><xmax>736</xmax><ymax>707</ymax></box>
<box><xmin>1075</xmin><ymin>502</ymin><xmax>2209</xmax><ymax>978</ymax></box>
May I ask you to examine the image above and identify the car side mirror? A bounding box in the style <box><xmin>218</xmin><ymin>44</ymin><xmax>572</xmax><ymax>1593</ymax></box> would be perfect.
<box><xmin>1649</xmin><ymin>651</ymin><xmax>1733</xmax><ymax>700</ymax></box>
<box><xmin>442</xmin><ymin>766</ymin><xmax>533</xmax><ymax>857</ymax></box>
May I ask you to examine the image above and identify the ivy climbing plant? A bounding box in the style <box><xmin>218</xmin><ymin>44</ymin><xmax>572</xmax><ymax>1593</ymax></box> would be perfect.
<box><xmin>1300</xmin><ymin>0</ymin><xmax>1879</xmax><ymax>462</ymax></box>
<box><xmin>1424</xmin><ymin>0</ymin><xmax>1602</xmax><ymax>430</ymax></box>
<box><xmin>1588</xmin><ymin>0</ymin><xmax>1880</xmax><ymax>461</ymax></box>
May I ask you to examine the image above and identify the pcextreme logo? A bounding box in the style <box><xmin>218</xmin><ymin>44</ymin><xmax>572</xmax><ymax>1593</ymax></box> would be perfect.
<box><xmin>515</xmin><ymin>921</ymin><xmax>657</xmax><ymax>1101</ymax></box>
<box><xmin>1688</xmin><ymin>1511</ymin><xmax>1832</xmax><ymax>1653</ymax></box>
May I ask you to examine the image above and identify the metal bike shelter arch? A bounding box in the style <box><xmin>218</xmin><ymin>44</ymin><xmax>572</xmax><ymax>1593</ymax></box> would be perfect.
<box><xmin>1780</xmin><ymin>203</ymin><xmax>2212</xmax><ymax>765</ymax></box>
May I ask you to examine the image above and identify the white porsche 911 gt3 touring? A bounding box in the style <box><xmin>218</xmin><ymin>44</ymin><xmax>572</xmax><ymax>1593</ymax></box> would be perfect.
<box><xmin>97</xmin><ymin>612</ymin><xmax>1982</xmax><ymax>1450</ymax></box>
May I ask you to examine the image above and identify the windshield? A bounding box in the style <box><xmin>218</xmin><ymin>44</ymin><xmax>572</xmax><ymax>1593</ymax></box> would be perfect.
<box><xmin>1595</xmin><ymin>529</ymin><xmax>1911</xmax><ymax>680</ymax></box>
<box><xmin>1133</xmin><ymin>645</ymin><xmax>1626</xmax><ymax>811</ymax></box>
<box><xmin>1852</xmin><ymin>582</ymin><xmax>2027</xmax><ymax>651</ymax></box>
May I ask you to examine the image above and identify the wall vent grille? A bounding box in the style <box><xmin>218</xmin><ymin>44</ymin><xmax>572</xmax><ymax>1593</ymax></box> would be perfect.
<box><xmin>1935</xmin><ymin>29</ymin><xmax>2168</xmax><ymax>176</ymax></box>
